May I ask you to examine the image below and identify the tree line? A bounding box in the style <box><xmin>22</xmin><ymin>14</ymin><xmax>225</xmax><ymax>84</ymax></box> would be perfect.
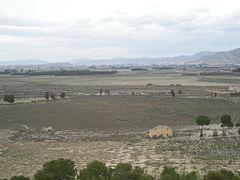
<box><xmin>11</xmin><ymin>70</ymin><xmax>118</xmax><ymax>76</ymax></box>
<box><xmin>44</xmin><ymin>92</ymin><xmax>66</xmax><ymax>100</ymax></box>
<box><xmin>2</xmin><ymin>92</ymin><xmax>66</xmax><ymax>103</ymax></box>
<box><xmin>1</xmin><ymin>158</ymin><xmax>240</xmax><ymax>180</ymax></box>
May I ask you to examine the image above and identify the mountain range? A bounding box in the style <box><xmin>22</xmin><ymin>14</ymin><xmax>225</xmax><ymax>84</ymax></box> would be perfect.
<box><xmin>197</xmin><ymin>48</ymin><xmax>240</xmax><ymax>65</ymax></box>
<box><xmin>71</xmin><ymin>48</ymin><xmax>240</xmax><ymax>65</ymax></box>
<box><xmin>1</xmin><ymin>48</ymin><xmax>240</xmax><ymax>65</ymax></box>
<box><xmin>71</xmin><ymin>51</ymin><xmax>216</xmax><ymax>65</ymax></box>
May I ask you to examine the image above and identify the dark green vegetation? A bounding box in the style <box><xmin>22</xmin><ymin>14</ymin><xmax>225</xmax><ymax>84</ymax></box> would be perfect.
<box><xmin>11</xmin><ymin>70</ymin><xmax>118</xmax><ymax>76</ymax></box>
<box><xmin>221</xmin><ymin>114</ymin><xmax>234</xmax><ymax>127</ymax></box>
<box><xmin>196</xmin><ymin>116</ymin><xmax>211</xmax><ymax>137</ymax></box>
<box><xmin>2</xmin><ymin>158</ymin><xmax>240</xmax><ymax>180</ymax></box>
<box><xmin>3</xmin><ymin>94</ymin><xmax>15</xmax><ymax>103</ymax></box>
<box><xmin>34</xmin><ymin>159</ymin><xmax>76</xmax><ymax>180</ymax></box>
<box><xmin>131</xmin><ymin>68</ymin><xmax>148</xmax><ymax>71</ymax></box>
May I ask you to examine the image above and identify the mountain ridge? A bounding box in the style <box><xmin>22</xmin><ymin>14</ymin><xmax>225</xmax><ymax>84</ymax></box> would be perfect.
<box><xmin>1</xmin><ymin>48</ymin><xmax>240</xmax><ymax>65</ymax></box>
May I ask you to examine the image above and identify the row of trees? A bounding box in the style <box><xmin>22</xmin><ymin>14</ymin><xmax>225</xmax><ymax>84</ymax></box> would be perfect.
<box><xmin>2</xmin><ymin>92</ymin><xmax>66</xmax><ymax>103</ymax></box>
<box><xmin>196</xmin><ymin>114</ymin><xmax>240</xmax><ymax>137</ymax></box>
<box><xmin>12</xmin><ymin>70</ymin><xmax>118</xmax><ymax>76</ymax></box>
<box><xmin>1</xmin><ymin>158</ymin><xmax>240</xmax><ymax>180</ymax></box>
<box><xmin>45</xmin><ymin>92</ymin><xmax>66</xmax><ymax>100</ymax></box>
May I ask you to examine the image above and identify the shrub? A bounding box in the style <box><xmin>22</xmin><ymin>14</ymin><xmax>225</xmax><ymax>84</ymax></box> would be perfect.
<box><xmin>170</xmin><ymin>90</ymin><xmax>175</xmax><ymax>97</ymax></box>
<box><xmin>160</xmin><ymin>166</ymin><xmax>180</xmax><ymax>180</ymax></box>
<box><xmin>3</xmin><ymin>94</ymin><xmax>14</xmax><ymax>103</ymax></box>
<box><xmin>60</xmin><ymin>92</ymin><xmax>66</xmax><ymax>98</ymax></box>
<box><xmin>34</xmin><ymin>158</ymin><xmax>76</xmax><ymax>180</ymax></box>
<box><xmin>221</xmin><ymin>114</ymin><xmax>233</xmax><ymax>127</ymax></box>
<box><xmin>50</xmin><ymin>93</ymin><xmax>56</xmax><ymax>100</ymax></box>
<box><xmin>196</xmin><ymin>115</ymin><xmax>211</xmax><ymax>137</ymax></box>
<box><xmin>235</xmin><ymin>123</ymin><xmax>240</xmax><ymax>127</ymax></box>
<box><xmin>44</xmin><ymin>92</ymin><xmax>49</xmax><ymax>100</ymax></box>
<box><xmin>9</xmin><ymin>176</ymin><xmax>30</xmax><ymax>180</ymax></box>
<box><xmin>78</xmin><ymin>160</ymin><xmax>108</xmax><ymax>180</ymax></box>
<box><xmin>203</xmin><ymin>169</ymin><xmax>240</xmax><ymax>180</ymax></box>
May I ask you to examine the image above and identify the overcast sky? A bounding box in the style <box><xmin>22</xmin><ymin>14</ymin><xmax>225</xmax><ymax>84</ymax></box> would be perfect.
<box><xmin>0</xmin><ymin>0</ymin><xmax>240</xmax><ymax>62</ymax></box>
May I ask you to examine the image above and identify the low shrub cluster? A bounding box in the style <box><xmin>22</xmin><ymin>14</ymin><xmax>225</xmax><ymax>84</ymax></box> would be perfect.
<box><xmin>3</xmin><ymin>94</ymin><xmax>15</xmax><ymax>103</ymax></box>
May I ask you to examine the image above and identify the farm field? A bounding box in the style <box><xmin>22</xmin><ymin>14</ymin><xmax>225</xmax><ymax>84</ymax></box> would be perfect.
<box><xmin>1</xmin><ymin>73</ymin><xmax>240</xmax><ymax>179</ymax></box>
<box><xmin>1</xmin><ymin>73</ymin><xmax>240</xmax><ymax>88</ymax></box>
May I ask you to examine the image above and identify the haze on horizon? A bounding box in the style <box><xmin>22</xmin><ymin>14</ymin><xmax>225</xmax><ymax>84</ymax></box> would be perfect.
<box><xmin>0</xmin><ymin>0</ymin><xmax>240</xmax><ymax>62</ymax></box>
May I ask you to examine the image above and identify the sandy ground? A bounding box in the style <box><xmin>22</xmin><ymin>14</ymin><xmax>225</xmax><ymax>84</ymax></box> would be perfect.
<box><xmin>1</xmin><ymin>125</ymin><xmax>240</xmax><ymax>179</ymax></box>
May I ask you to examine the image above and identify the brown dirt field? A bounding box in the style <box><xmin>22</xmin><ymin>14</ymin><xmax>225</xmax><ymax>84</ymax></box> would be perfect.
<box><xmin>1</xmin><ymin>96</ymin><xmax>239</xmax><ymax>131</ymax></box>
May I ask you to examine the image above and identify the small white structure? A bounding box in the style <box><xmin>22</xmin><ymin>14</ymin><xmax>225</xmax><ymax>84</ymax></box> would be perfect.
<box><xmin>148</xmin><ymin>125</ymin><xmax>173</xmax><ymax>138</ymax></box>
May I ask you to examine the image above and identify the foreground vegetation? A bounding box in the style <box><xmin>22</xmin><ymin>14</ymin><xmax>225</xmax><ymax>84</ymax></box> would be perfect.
<box><xmin>1</xmin><ymin>158</ymin><xmax>240</xmax><ymax>180</ymax></box>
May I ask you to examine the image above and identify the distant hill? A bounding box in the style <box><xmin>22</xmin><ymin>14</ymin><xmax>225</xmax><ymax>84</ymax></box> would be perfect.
<box><xmin>71</xmin><ymin>51</ymin><xmax>216</xmax><ymax>65</ymax></box>
<box><xmin>0</xmin><ymin>59</ymin><xmax>47</xmax><ymax>65</ymax></box>
<box><xmin>198</xmin><ymin>48</ymin><xmax>240</xmax><ymax>65</ymax></box>
<box><xmin>2</xmin><ymin>48</ymin><xmax>240</xmax><ymax>66</ymax></box>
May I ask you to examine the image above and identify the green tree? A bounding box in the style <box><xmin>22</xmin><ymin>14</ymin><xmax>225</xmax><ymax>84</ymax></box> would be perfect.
<box><xmin>78</xmin><ymin>160</ymin><xmax>108</xmax><ymax>180</ymax></box>
<box><xmin>34</xmin><ymin>158</ymin><xmax>76</xmax><ymax>180</ymax></box>
<box><xmin>170</xmin><ymin>90</ymin><xmax>175</xmax><ymax>97</ymax></box>
<box><xmin>45</xmin><ymin>92</ymin><xmax>50</xmax><ymax>100</ymax></box>
<box><xmin>9</xmin><ymin>176</ymin><xmax>30</xmax><ymax>180</ymax></box>
<box><xmin>160</xmin><ymin>166</ymin><xmax>180</xmax><ymax>180</ymax></box>
<box><xmin>180</xmin><ymin>172</ymin><xmax>198</xmax><ymax>180</ymax></box>
<box><xmin>60</xmin><ymin>92</ymin><xmax>66</xmax><ymax>99</ymax></box>
<box><xmin>50</xmin><ymin>93</ymin><xmax>56</xmax><ymax>100</ymax></box>
<box><xmin>235</xmin><ymin>122</ymin><xmax>240</xmax><ymax>127</ymax></box>
<box><xmin>203</xmin><ymin>169</ymin><xmax>240</xmax><ymax>180</ymax></box>
<box><xmin>196</xmin><ymin>115</ymin><xmax>211</xmax><ymax>137</ymax></box>
<box><xmin>114</xmin><ymin>163</ymin><xmax>132</xmax><ymax>176</ymax></box>
<box><xmin>112</xmin><ymin>163</ymin><xmax>154</xmax><ymax>180</ymax></box>
<box><xmin>221</xmin><ymin>114</ymin><xmax>234</xmax><ymax>127</ymax></box>
<box><xmin>3</xmin><ymin>94</ymin><xmax>14</xmax><ymax>103</ymax></box>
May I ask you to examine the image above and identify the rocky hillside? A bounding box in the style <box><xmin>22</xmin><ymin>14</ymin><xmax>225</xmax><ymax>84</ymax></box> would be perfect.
<box><xmin>200</xmin><ymin>48</ymin><xmax>240</xmax><ymax>64</ymax></box>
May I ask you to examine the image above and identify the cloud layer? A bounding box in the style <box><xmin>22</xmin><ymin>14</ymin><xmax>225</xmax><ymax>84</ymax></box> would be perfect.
<box><xmin>0</xmin><ymin>0</ymin><xmax>240</xmax><ymax>62</ymax></box>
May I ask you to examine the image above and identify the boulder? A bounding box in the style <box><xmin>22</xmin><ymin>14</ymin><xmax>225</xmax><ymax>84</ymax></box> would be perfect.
<box><xmin>148</xmin><ymin>125</ymin><xmax>173</xmax><ymax>138</ymax></box>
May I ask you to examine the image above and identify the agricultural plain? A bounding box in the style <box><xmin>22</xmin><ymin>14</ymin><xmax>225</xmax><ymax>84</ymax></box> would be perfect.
<box><xmin>1</xmin><ymin>72</ymin><xmax>240</xmax><ymax>178</ymax></box>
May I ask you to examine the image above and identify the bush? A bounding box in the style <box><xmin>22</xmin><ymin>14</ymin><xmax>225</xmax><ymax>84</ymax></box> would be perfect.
<box><xmin>221</xmin><ymin>114</ymin><xmax>232</xmax><ymax>127</ymax></box>
<box><xmin>34</xmin><ymin>158</ymin><xmax>76</xmax><ymax>180</ymax></box>
<box><xmin>170</xmin><ymin>90</ymin><xmax>175</xmax><ymax>97</ymax></box>
<box><xmin>160</xmin><ymin>166</ymin><xmax>180</xmax><ymax>180</ymax></box>
<box><xmin>9</xmin><ymin>176</ymin><xmax>30</xmax><ymax>180</ymax></box>
<box><xmin>44</xmin><ymin>92</ymin><xmax>49</xmax><ymax>100</ymax></box>
<box><xmin>180</xmin><ymin>172</ymin><xmax>198</xmax><ymax>180</ymax></box>
<box><xmin>60</xmin><ymin>92</ymin><xmax>66</xmax><ymax>98</ymax></box>
<box><xmin>3</xmin><ymin>94</ymin><xmax>15</xmax><ymax>103</ymax></box>
<box><xmin>235</xmin><ymin>123</ymin><xmax>240</xmax><ymax>127</ymax></box>
<box><xmin>50</xmin><ymin>94</ymin><xmax>56</xmax><ymax>100</ymax></box>
<box><xmin>78</xmin><ymin>160</ymin><xmax>108</xmax><ymax>180</ymax></box>
<box><xmin>203</xmin><ymin>169</ymin><xmax>240</xmax><ymax>180</ymax></box>
<box><xmin>78</xmin><ymin>161</ymin><xmax>154</xmax><ymax>180</ymax></box>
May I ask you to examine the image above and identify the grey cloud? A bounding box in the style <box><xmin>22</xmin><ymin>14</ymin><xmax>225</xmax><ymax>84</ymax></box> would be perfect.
<box><xmin>0</xmin><ymin>8</ymin><xmax>240</xmax><ymax>61</ymax></box>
